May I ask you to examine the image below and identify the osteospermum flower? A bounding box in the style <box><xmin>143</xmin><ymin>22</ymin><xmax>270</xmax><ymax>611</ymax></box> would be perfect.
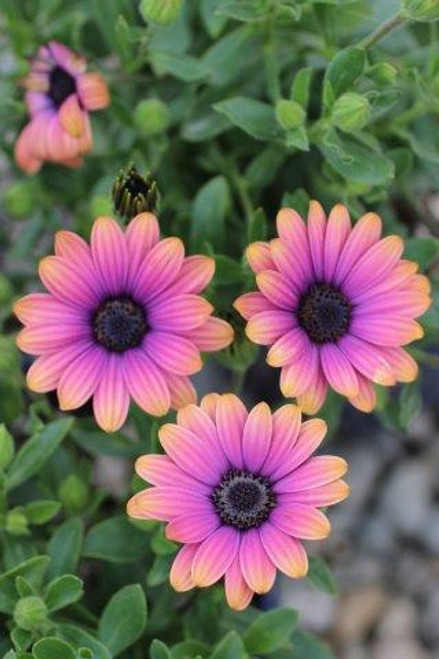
<box><xmin>14</xmin><ymin>214</ymin><xmax>233</xmax><ymax>432</ymax></box>
<box><xmin>15</xmin><ymin>41</ymin><xmax>109</xmax><ymax>173</ymax></box>
<box><xmin>234</xmin><ymin>203</ymin><xmax>431</xmax><ymax>414</ymax></box>
<box><xmin>127</xmin><ymin>394</ymin><xmax>349</xmax><ymax>610</ymax></box>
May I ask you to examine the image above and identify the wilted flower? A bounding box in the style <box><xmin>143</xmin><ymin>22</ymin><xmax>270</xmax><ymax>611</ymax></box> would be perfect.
<box><xmin>235</xmin><ymin>202</ymin><xmax>431</xmax><ymax>414</ymax></box>
<box><xmin>128</xmin><ymin>394</ymin><xmax>349</xmax><ymax>610</ymax></box>
<box><xmin>14</xmin><ymin>214</ymin><xmax>233</xmax><ymax>432</ymax></box>
<box><xmin>112</xmin><ymin>164</ymin><xmax>159</xmax><ymax>221</ymax></box>
<box><xmin>15</xmin><ymin>41</ymin><xmax>109</xmax><ymax>173</ymax></box>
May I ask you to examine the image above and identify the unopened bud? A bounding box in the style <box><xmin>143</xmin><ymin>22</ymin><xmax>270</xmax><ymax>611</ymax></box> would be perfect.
<box><xmin>331</xmin><ymin>92</ymin><xmax>371</xmax><ymax>133</ymax></box>
<box><xmin>112</xmin><ymin>163</ymin><xmax>159</xmax><ymax>221</ymax></box>
<box><xmin>134</xmin><ymin>98</ymin><xmax>169</xmax><ymax>137</ymax></box>
<box><xmin>276</xmin><ymin>99</ymin><xmax>306</xmax><ymax>130</ymax></box>
<box><xmin>14</xmin><ymin>596</ymin><xmax>48</xmax><ymax>631</ymax></box>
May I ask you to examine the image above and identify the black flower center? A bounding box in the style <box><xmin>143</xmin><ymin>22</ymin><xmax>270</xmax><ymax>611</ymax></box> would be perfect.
<box><xmin>93</xmin><ymin>297</ymin><xmax>148</xmax><ymax>353</ymax></box>
<box><xmin>212</xmin><ymin>470</ymin><xmax>276</xmax><ymax>531</ymax></box>
<box><xmin>298</xmin><ymin>283</ymin><xmax>352</xmax><ymax>344</ymax></box>
<box><xmin>48</xmin><ymin>66</ymin><xmax>76</xmax><ymax>108</ymax></box>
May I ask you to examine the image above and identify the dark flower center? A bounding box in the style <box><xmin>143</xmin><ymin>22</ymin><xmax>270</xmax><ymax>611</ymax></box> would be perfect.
<box><xmin>212</xmin><ymin>470</ymin><xmax>276</xmax><ymax>531</ymax></box>
<box><xmin>298</xmin><ymin>283</ymin><xmax>351</xmax><ymax>344</ymax></box>
<box><xmin>48</xmin><ymin>66</ymin><xmax>76</xmax><ymax>108</ymax></box>
<box><xmin>93</xmin><ymin>297</ymin><xmax>148</xmax><ymax>353</ymax></box>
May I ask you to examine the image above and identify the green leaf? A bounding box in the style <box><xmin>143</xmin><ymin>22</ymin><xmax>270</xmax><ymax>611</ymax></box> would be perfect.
<box><xmin>216</xmin><ymin>2</ymin><xmax>266</xmax><ymax>22</ymax></box>
<box><xmin>7</xmin><ymin>418</ymin><xmax>74</xmax><ymax>491</ymax></box>
<box><xmin>307</xmin><ymin>556</ymin><xmax>338</xmax><ymax>595</ymax></box>
<box><xmin>171</xmin><ymin>640</ymin><xmax>210</xmax><ymax>658</ymax></box>
<box><xmin>243</xmin><ymin>608</ymin><xmax>298</xmax><ymax>654</ymax></box>
<box><xmin>149</xmin><ymin>51</ymin><xmax>207</xmax><ymax>82</ymax></box>
<box><xmin>199</xmin><ymin>0</ymin><xmax>229</xmax><ymax>38</ymax></box>
<box><xmin>83</xmin><ymin>515</ymin><xmax>150</xmax><ymax>564</ymax></box>
<box><xmin>0</xmin><ymin>424</ymin><xmax>14</xmax><ymax>470</ymax></box>
<box><xmin>214</xmin><ymin>255</ymin><xmax>247</xmax><ymax>284</ymax></box>
<box><xmin>181</xmin><ymin>110</ymin><xmax>230</xmax><ymax>142</ymax></box>
<box><xmin>59</xmin><ymin>624</ymin><xmax>112</xmax><ymax>659</ymax></box>
<box><xmin>24</xmin><ymin>500</ymin><xmax>60</xmax><ymax>525</ymax></box>
<box><xmin>290</xmin><ymin>631</ymin><xmax>336</xmax><ymax>659</ymax></box>
<box><xmin>147</xmin><ymin>554</ymin><xmax>173</xmax><ymax>587</ymax></box>
<box><xmin>399</xmin><ymin>382</ymin><xmax>422</xmax><ymax>428</ymax></box>
<box><xmin>404</xmin><ymin>237</ymin><xmax>439</xmax><ymax>268</ymax></box>
<box><xmin>323</xmin><ymin>47</ymin><xmax>366</xmax><ymax>108</ymax></box>
<box><xmin>213</xmin><ymin>97</ymin><xmax>280</xmax><ymax>141</ymax></box>
<box><xmin>0</xmin><ymin>556</ymin><xmax>50</xmax><ymax>614</ymax></box>
<box><xmin>11</xmin><ymin>628</ymin><xmax>32</xmax><ymax>652</ymax></box>
<box><xmin>45</xmin><ymin>574</ymin><xmax>84</xmax><ymax>612</ymax></box>
<box><xmin>151</xmin><ymin>526</ymin><xmax>178</xmax><ymax>556</ymax></box>
<box><xmin>203</xmin><ymin>26</ymin><xmax>254</xmax><ymax>86</ymax></box>
<box><xmin>191</xmin><ymin>176</ymin><xmax>230</xmax><ymax>252</ymax></box>
<box><xmin>46</xmin><ymin>517</ymin><xmax>84</xmax><ymax>580</ymax></box>
<box><xmin>15</xmin><ymin>576</ymin><xmax>35</xmax><ymax>598</ymax></box>
<box><xmin>285</xmin><ymin>126</ymin><xmax>309</xmax><ymax>152</ymax></box>
<box><xmin>291</xmin><ymin>67</ymin><xmax>313</xmax><ymax>109</ymax></box>
<box><xmin>33</xmin><ymin>638</ymin><xmax>76</xmax><ymax>659</ymax></box>
<box><xmin>248</xmin><ymin>208</ymin><xmax>267</xmax><ymax>242</ymax></box>
<box><xmin>211</xmin><ymin>631</ymin><xmax>247</xmax><ymax>659</ymax></box>
<box><xmin>150</xmin><ymin>639</ymin><xmax>171</xmax><ymax>659</ymax></box>
<box><xmin>318</xmin><ymin>132</ymin><xmax>394</xmax><ymax>185</ymax></box>
<box><xmin>98</xmin><ymin>584</ymin><xmax>147</xmax><ymax>657</ymax></box>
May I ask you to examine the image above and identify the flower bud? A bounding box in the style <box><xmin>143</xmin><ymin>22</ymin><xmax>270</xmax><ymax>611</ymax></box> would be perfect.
<box><xmin>331</xmin><ymin>92</ymin><xmax>371</xmax><ymax>133</ymax></box>
<box><xmin>275</xmin><ymin>99</ymin><xmax>306</xmax><ymax>130</ymax></box>
<box><xmin>368</xmin><ymin>62</ymin><xmax>398</xmax><ymax>86</ymax></box>
<box><xmin>402</xmin><ymin>0</ymin><xmax>439</xmax><ymax>21</ymax></box>
<box><xmin>58</xmin><ymin>474</ymin><xmax>89</xmax><ymax>514</ymax></box>
<box><xmin>13</xmin><ymin>596</ymin><xmax>48</xmax><ymax>631</ymax></box>
<box><xmin>6</xmin><ymin>508</ymin><xmax>29</xmax><ymax>536</ymax></box>
<box><xmin>112</xmin><ymin>163</ymin><xmax>159</xmax><ymax>221</ymax></box>
<box><xmin>3</xmin><ymin>180</ymin><xmax>37</xmax><ymax>219</ymax></box>
<box><xmin>134</xmin><ymin>98</ymin><xmax>169</xmax><ymax>137</ymax></box>
<box><xmin>139</xmin><ymin>0</ymin><xmax>182</xmax><ymax>25</ymax></box>
<box><xmin>0</xmin><ymin>424</ymin><xmax>14</xmax><ymax>470</ymax></box>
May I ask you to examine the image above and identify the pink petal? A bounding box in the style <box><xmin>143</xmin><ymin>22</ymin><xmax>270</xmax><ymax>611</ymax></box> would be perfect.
<box><xmin>276</xmin><ymin>208</ymin><xmax>313</xmax><ymax>281</ymax></box>
<box><xmin>159</xmin><ymin>423</ymin><xmax>229</xmax><ymax>485</ymax></box>
<box><xmin>149</xmin><ymin>295</ymin><xmax>213</xmax><ymax>331</ymax></box>
<box><xmin>242</xmin><ymin>402</ymin><xmax>272</xmax><ymax>473</ymax></box>
<box><xmin>48</xmin><ymin>41</ymin><xmax>86</xmax><ymax>75</ymax></box>
<box><xmin>334</xmin><ymin>212</ymin><xmax>382</xmax><ymax>285</ymax></box>
<box><xmin>320</xmin><ymin>343</ymin><xmax>359</xmax><ymax>397</ymax></box>
<box><xmin>296</xmin><ymin>369</ymin><xmax>328</xmax><ymax>415</ymax></box>
<box><xmin>270</xmin><ymin>418</ymin><xmax>327</xmax><ymax>482</ymax></box>
<box><xmin>166</xmin><ymin>373</ymin><xmax>197</xmax><ymax>409</ymax></box>
<box><xmin>266</xmin><ymin>327</ymin><xmax>309</xmax><ymax>367</ymax></box>
<box><xmin>246</xmin><ymin>242</ymin><xmax>275</xmax><ymax>273</ymax></box>
<box><xmin>39</xmin><ymin>255</ymin><xmax>99</xmax><ymax>308</ymax></box>
<box><xmin>76</xmin><ymin>71</ymin><xmax>110</xmax><ymax>110</ymax></box>
<box><xmin>57</xmin><ymin>345</ymin><xmax>107</xmax><ymax>410</ymax></box>
<box><xmin>192</xmin><ymin>527</ymin><xmax>240</xmax><ymax>587</ymax></box>
<box><xmin>275</xmin><ymin>456</ymin><xmax>348</xmax><ymax>492</ymax></box>
<box><xmin>261</xmin><ymin>404</ymin><xmax>302</xmax><ymax>477</ymax></box>
<box><xmin>200</xmin><ymin>392</ymin><xmax>221</xmax><ymax>421</ymax></box>
<box><xmin>144</xmin><ymin>332</ymin><xmax>202</xmax><ymax>375</ymax></box>
<box><xmin>342</xmin><ymin>235</ymin><xmax>404</xmax><ymax>299</ymax></box>
<box><xmin>91</xmin><ymin>216</ymin><xmax>128</xmax><ymax>296</ymax></box>
<box><xmin>279</xmin><ymin>343</ymin><xmax>319</xmax><ymax>398</ymax></box>
<box><xmin>256</xmin><ymin>270</ymin><xmax>299</xmax><ymax>310</ymax></box>
<box><xmin>288</xmin><ymin>480</ymin><xmax>350</xmax><ymax>507</ymax></box>
<box><xmin>127</xmin><ymin>487</ymin><xmax>209</xmax><ymax>521</ymax></box>
<box><xmin>166</xmin><ymin>511</ymin><xmax>219</xmax><ymax>543</ymax></box>
<box><xmin>348</xmin><ymin>374</ymin><xmax>376</xmax><ymax>412</ymax></box>
<box><xmin>25</xmin><ymin>340</ymin><xmax>91</xmax><ymax>393</ymax></box>
<box><xmin>123</xmin><ymin>348</ymin><xmax>171</xmax><ymax>416</ymax></box>
<box><xmin>17</xmin><ymin>324</ymin><xmax>90</xmax><ymax>356</ymax></box>
<box><xmin>270</xmin><ymin>238</ymin><xmax>309</xmax><ymax>291</ymax></box>
<box><xmin>177</xmin><ymin>403</ymin><xmax>222</xmax><ymax>451</ymax></box>
<box><xmin>246</xmin><ymin>310</ymin><xmax>296</xmax><ymax>345</ymax></box>
<box><xmin>355</xmin><ymin>289</ymin><xmax>431</xmax><ymax>319</ymax></box>
<box><xmin>323</xmin><ymin>204</ymin><xmax>351</xmax><ymax>282</ymax></box>
<box><xmin>125</xmin><ymin>213</ymin><xmax>160</xmax><ymax>284</ymax></box>
<box><xmin>271</xmin><ymin>505</ymin><xmax>330</xmax><ymax>540</ymax></box>
<box><xmin>170</xmin><ymin>544</ymin><xmax>199</xmax><ymax>592</ymax></box>
<box><xmin>307</xmin><ymin>200</ymin><xmax>326</xmax><ymax>280</ymax></box>
<box><xmin>225</xmin><ymin>554</ymin><xmax>253</xmax><ymax>610</ymax></box>
<box><xmin>135</xmin><ymin>455</ymin><xmax>210</xmax><ymax>492</ymax></box>
<box><xmin>350</xmin><ymin>315</ymin><xmax>424</xmax><ymax>346</ymax></box>
<box><xmin>240</xmin><ymin>529</ymin><xmax>276</xmax><ymax>594</ymax></box>
<box><xmin>155</xmin><ymin>255</ymin><xmax>215</xmax><ymax>298</ymax></box>
<box><xmin>234</xmin><ymin>291</ymin><xmax>277</xmax><ymax>320</ymax></box>
<box><xmin>92</xmin><ymin>354</ymin><xmax>130</xmax><ymax>432</ymax></box>
<box><xmin>14</xmin><ymin>120</ymin><xmax>43</xmax><ymax>173</ymax></box>
<box><xmin>380</xmin><ymin>346</ymin><xmax>418</xmax><ymax>383</ymax></box>
<box><xmin>260</xmin><ymin>523</ymin><xmax>308</xmax><ymax>578</ymax></box>
<box><xmin>216</xmin><ymin>394</ymin><xmax>247</xmax><ymax>469</ymax></box>
<box><xmin>131</xmin><ymin>237</ymin><xmax>184</xmax><ymax>302</ymax></box>
<box><xmin>14</xmin><ymin>293</ymin><xmax>86</xmax><ymax>326</ymax></box>
<box><xmin>182</xmin><ymin>317</ymin><xmax>234</xmax><ymax>352</ymax></box>
<box><xmin>58</xmin><ymin>94</ymin><xmax>85</xmax><ymax>138</ymax></box>
<box><xmin>339</xmin><ymin>335</ymin><xmax>395</xmax><ymax>386</ymax></box>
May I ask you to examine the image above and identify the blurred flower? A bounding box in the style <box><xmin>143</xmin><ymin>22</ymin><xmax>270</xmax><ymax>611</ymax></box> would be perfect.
<box><xmin>235</xmin><ymin>203</ymin><xmax>431</xmax><ymax>414</ymax></box>
<box><xmin>127</xmin><ymin>395</ymin><xmax>348</xmax><ymax>610</ymax></box>
<box><xmin>14</xmin><ymin>214</ymin><xmax>233</xmax><ymax>432</ymax></box>
<box><xmin>112</xmin><ymin>163</ymin><xmax>159</xmax><ymax>221</ymax></box>
<box><xmin>15</xmin><ymin>41</ymin><xmax>110</xmax><ymax>174</ymax></box>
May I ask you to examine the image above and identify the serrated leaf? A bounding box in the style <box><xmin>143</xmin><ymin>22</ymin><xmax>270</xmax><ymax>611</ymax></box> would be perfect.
<box><xmin>307</xmin><ymin>556</ymin><xmax>338</xmax><ymax>595</ymax></box>
<box><xmin>98</xmin><ymin>584</ymin><xmax>147</xmax><ymax>657</ymax></box>
<box><xmin>243</xmin><ymin>608</ymin><xmax>298</xmax><ymax>654</ymax></box>
<box><xmin>83</xmin><ymin>515</ymin><xmax>150</xmax><ymax>564</ymax></box>
<box><xmin>46</xmin><ymin>517</ymin><xmax>84</xmax><ymax>580</ymax></box>
<box><xmin>213</xmin><ymin>97</ymin><xmax>280</xmax><ymax>141</ymax></box>
<box><xmin>45</xmin><ymin>574</ymin><xmax>84</xmax><ymax>612</ymax></box>
<box><xmin>7</xmin><ymin>418</ymin><xmax>74</xmax><ymax>491</ymax></box>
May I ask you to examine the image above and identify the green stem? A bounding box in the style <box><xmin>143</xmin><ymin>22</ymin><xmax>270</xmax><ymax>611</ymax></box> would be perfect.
<box><xmin>231</xmin><ymin>370</ymin><xmax>246</xmax><ymax>395</ymax></box>
<box><xmin>358</xmin><ymin>11</ymin><xmax>407</xmax><ymax>49</ymax></box>
<box><xmin>393</xmin><ymin>101</ymin><xmax>426</xmax><ymax>126</ymax></box>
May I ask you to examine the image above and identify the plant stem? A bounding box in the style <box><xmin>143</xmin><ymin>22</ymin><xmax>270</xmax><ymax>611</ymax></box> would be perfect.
<box><xmin>393</xmin><ymin>102</ymin><xmax>426</xmax><ymax>127</ymax></box>
<box><xmin>231</xmin><ymin>370</ymin><xmax>246</xmax><ymax>395</ymax></box>
<box><xmin>358</xmin><ymin>11</ymin><xmax>407</xmax><ymax>49</ymax></box>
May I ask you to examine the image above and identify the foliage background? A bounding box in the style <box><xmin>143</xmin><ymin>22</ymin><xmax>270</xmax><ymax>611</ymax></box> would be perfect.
<box><xmin>1</xmin><ymin>0</ymin><xmax>439</xmax><ymax>657</ymax></box>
